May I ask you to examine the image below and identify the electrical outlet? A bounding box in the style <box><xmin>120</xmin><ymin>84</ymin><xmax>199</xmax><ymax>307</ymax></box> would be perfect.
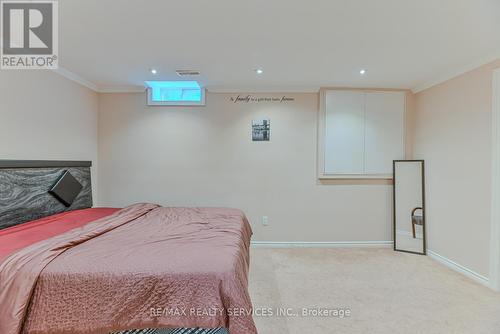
<box><xmin>262</xmin><ymin>216</ymin><xmax>269</xmax><ymax>226</ymax></box>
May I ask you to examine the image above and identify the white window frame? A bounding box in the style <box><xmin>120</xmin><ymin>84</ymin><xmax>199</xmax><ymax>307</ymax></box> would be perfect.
<box><xmin>147</xmin><ymin>87</ymin><xmax>206</xmax><ymax>106</ymax></box>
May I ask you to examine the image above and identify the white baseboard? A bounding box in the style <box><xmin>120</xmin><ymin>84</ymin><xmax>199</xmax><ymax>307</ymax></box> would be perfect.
<box><xmin>427</xmin><ymin>250</ymin><xmax>490</xmax><ymax>288</ymax></box>
<box><xmin>251</xmin><ymin>241</ymin><xmax>393</xmax><ymax>248</ymax></box>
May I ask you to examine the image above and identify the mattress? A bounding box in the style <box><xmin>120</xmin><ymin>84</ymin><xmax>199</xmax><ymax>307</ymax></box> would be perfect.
<box><xmin>0</xmin><ymin>208</ymin><xmax>251</xmax><ymax>334</ymax></box>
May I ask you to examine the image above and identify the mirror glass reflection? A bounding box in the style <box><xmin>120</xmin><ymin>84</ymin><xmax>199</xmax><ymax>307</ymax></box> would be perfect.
<box><xmin>394</xmin><ymin>160</ymin><xmax>425</xmax><ymax>254</ymax></box>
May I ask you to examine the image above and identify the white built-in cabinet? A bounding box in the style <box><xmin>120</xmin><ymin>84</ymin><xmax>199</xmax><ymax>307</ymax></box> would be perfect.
<box><xmin>318</xmin><ymin>89</ymin><xmax>406</xmax><ymax>179</ymax></box>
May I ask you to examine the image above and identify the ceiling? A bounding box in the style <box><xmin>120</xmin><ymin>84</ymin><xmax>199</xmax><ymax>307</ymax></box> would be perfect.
<box><xmin>58</xmin><ymin>0</ymin><xmax>500</xmax><ymax>92</ymax></box>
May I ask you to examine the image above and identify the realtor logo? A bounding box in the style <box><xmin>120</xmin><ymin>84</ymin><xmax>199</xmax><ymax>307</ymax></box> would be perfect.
<box><xmin>1</xmin><ymin>0</ymin><xmax>58</xmax><ymax>69</ymax></box>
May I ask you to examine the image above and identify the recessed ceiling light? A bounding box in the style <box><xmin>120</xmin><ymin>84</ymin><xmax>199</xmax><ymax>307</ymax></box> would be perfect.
<box><xmin>255</xmin><ymin>68</ymin><xmax>263</xmax><ymax>74</ymax></box>
<box><xmin>150</xmin><ymin>68</ymin><xmax>157</xmax><ymax>75</ymax></box>
<box><xmin>360</xmin><ymin>69</ymin><xmax>366</xmax><ymax>75</ymax></box>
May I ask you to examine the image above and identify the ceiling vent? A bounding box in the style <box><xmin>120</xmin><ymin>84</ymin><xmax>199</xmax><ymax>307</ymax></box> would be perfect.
<box><xmin>176</xmin><ymin>70</ymin><xmax>200</xmax><ymax>77</ymax></box>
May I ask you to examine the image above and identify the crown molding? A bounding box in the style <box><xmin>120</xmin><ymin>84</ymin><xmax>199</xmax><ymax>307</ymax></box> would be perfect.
<box><xmin>52</xmin><ymin>67</ymin><xmax>99</xmax><ymax>92</ymax></box>
<box><xmin>50</xmin><ymin>66</ymin><xmax>320</xmax><ymax>94</ymax></box>
<box><xmin>98</xmin><ymin>85</ymin><xmax>146</xmax><ymax>93</ymax></box>
<box><xmin>51</xmin><ymin>67</ymin><xmax>146</xmax><ymax>93</ymax></box>
<box><xmin>412</xmin><ymin>50</ymin><xmax>500</xmax><ymax>94</ymax></box>
<box><xmin>1</xmin><ymin>44</ymin><xmax>99</xmax><ymax>91</ymax></box>
<box><xmin>50</xmin><ymin>51</ymin><xmax>500</xmax><ymax>95</ymax></box>
<box><xmin>50</xmin><ymin>68</ymin><xmax>320</xmax><ymax>94</ymax></box>
<box><xmin>207</xmin><ymin>86</ymin><xmax>320</xmax><ymax>93</ymax></box>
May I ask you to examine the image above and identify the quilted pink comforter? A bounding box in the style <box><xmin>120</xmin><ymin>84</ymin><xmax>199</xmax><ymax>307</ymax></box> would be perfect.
<box><xmin>0</xmin><ymin>203</ymin><xmax>257</xmax><ymax>334</ymax></box>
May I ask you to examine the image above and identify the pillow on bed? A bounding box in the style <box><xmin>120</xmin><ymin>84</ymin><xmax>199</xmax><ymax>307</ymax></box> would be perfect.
<box><xmin>49</xmin><ymin>171</ymin><xmax>83</xmax><ymax>207</ymax></box>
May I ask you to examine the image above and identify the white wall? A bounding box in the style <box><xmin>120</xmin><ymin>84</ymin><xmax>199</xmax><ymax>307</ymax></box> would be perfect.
<box><xmin>413</xmin><ymin>59</ymin><xmax>500</xmax><ymax>277</ymax></box>
<box><xmin>2</xmin><ymin>63</ymin><xmax>498</xmax><ymax>281</ymax></box>
<box><xmin>3</xmin><ymin>66</ymin><xmax>496</xmax><ymax>281</ymax></box>
<box><xmin>0</xmin><ymin>70</ymin><xmax>99</xmax><ymax>201</ymax></box>
<box><xmin>98</xmin><ymin>92</ymin><xmax>394</xmax><ymax>242</ymax></box>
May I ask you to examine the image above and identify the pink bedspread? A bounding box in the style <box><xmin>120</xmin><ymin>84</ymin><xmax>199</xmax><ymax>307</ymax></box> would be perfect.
<box><xmin>0</xmin><ymin>207</ymin><xmax>119</xmax><ymax>262</ymax></box>
<box><xmin>0</xmin><ymin>203</ymin><xmax>256</xmax><ymax>334</ymax></box>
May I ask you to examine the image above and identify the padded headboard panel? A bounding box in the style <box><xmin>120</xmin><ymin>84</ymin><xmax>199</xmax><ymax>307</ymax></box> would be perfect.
<box><xmin>0</xmin><ymin>160</ymin><xmax>93</xmax><ymax>230</ymax></box>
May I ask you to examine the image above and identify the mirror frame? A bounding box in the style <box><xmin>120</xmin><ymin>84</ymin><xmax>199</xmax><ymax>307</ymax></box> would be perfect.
<box><xmin>393</xmin><ymin>160</ymin><xmax>426</xmax><ymax>255</ymax></box>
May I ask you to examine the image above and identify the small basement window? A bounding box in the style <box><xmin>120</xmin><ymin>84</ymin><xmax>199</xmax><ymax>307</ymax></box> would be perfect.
<box><xmin>146</xmin><ymin>81</ymin><xmax>205</xmax><ymax>106</ymax></box>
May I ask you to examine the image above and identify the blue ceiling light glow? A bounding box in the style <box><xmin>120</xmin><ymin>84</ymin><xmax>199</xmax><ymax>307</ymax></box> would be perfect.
<box><xmin>145</xmin><ymin>81</ymin><xmax>202</xmax><ymax>103</ymax></box>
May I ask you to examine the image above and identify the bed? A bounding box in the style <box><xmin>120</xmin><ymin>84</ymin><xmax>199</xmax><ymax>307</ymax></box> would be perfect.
<box><xmin>0</xmin><ymin>160</ymin><xmax>256</xmax><ymax>334</ymax></box>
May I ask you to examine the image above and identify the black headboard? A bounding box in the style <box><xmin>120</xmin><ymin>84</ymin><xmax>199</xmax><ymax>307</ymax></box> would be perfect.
<box><xmin>0</xmin><ymin>160</ymin><xmax>93</xmax><ymax>230</ymax></box>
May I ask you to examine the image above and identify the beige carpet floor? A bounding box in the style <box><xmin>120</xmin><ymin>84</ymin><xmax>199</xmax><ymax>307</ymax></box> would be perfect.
<box><xmin>248</xmin><ymin>248</ymin><xmax>500</xmax><ymax>334</ymax></box>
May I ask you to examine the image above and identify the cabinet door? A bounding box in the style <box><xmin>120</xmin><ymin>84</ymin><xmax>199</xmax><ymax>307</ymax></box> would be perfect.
<box><xmin>324</xmin><ymin>91</ymin><xmax>365</xmax><ymax>174</ymax></box>
<box><xmin>364</xmin><ymin>91</ymin><xmax>405</xmax><ymax>174</ymax></box>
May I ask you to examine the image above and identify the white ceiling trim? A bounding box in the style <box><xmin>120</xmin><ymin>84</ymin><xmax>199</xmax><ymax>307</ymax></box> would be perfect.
<box><xmin>52</xmin><ymin>67</ymin><xmax>99</xmax><ymax>92</ymax></box>
<box><xmin>50</xmin><ymin>66</ymin><xmax>323</xmax><ymax>93</ymax></box>
<box><xmin>52</xmin><ymin>52</ymin><xmax>500</xmax><ymax>95</ymax></box>
<box><xmin>412</xmin><ymin>49</ymin><xmax>500</xmax><ymax>94</ymax></box>
<box><xmin>2</xmin><ymin>43</ymin><xmax>100</xmax><ymax>92</ymax></box>
<box><xmin>99</xmin><ymin>85</ymin><xmax>146</xmax><ymax>93</ymax></box>
<box><xmin>51</xmin><ymin>68</ymin><xmax>146</xmax><ymax>93</ymax></box>
<box><xmin>207</xmin><ymin>86</ymin><xmax>320</xmax><ymax>93</ymax></box>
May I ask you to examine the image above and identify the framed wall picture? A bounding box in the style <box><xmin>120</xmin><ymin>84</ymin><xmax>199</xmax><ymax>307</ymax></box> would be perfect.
<box><xmin>252</xmin><ymin>119</ymin><xmax>270</xmax><ymax>141</ymax></box>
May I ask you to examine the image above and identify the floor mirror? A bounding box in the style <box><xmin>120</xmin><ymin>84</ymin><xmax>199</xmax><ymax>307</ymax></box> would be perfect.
<box><xmin>393</xmin><ymin>160</ymin><xmax>426</xmax><ymax>255</ymax></box>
